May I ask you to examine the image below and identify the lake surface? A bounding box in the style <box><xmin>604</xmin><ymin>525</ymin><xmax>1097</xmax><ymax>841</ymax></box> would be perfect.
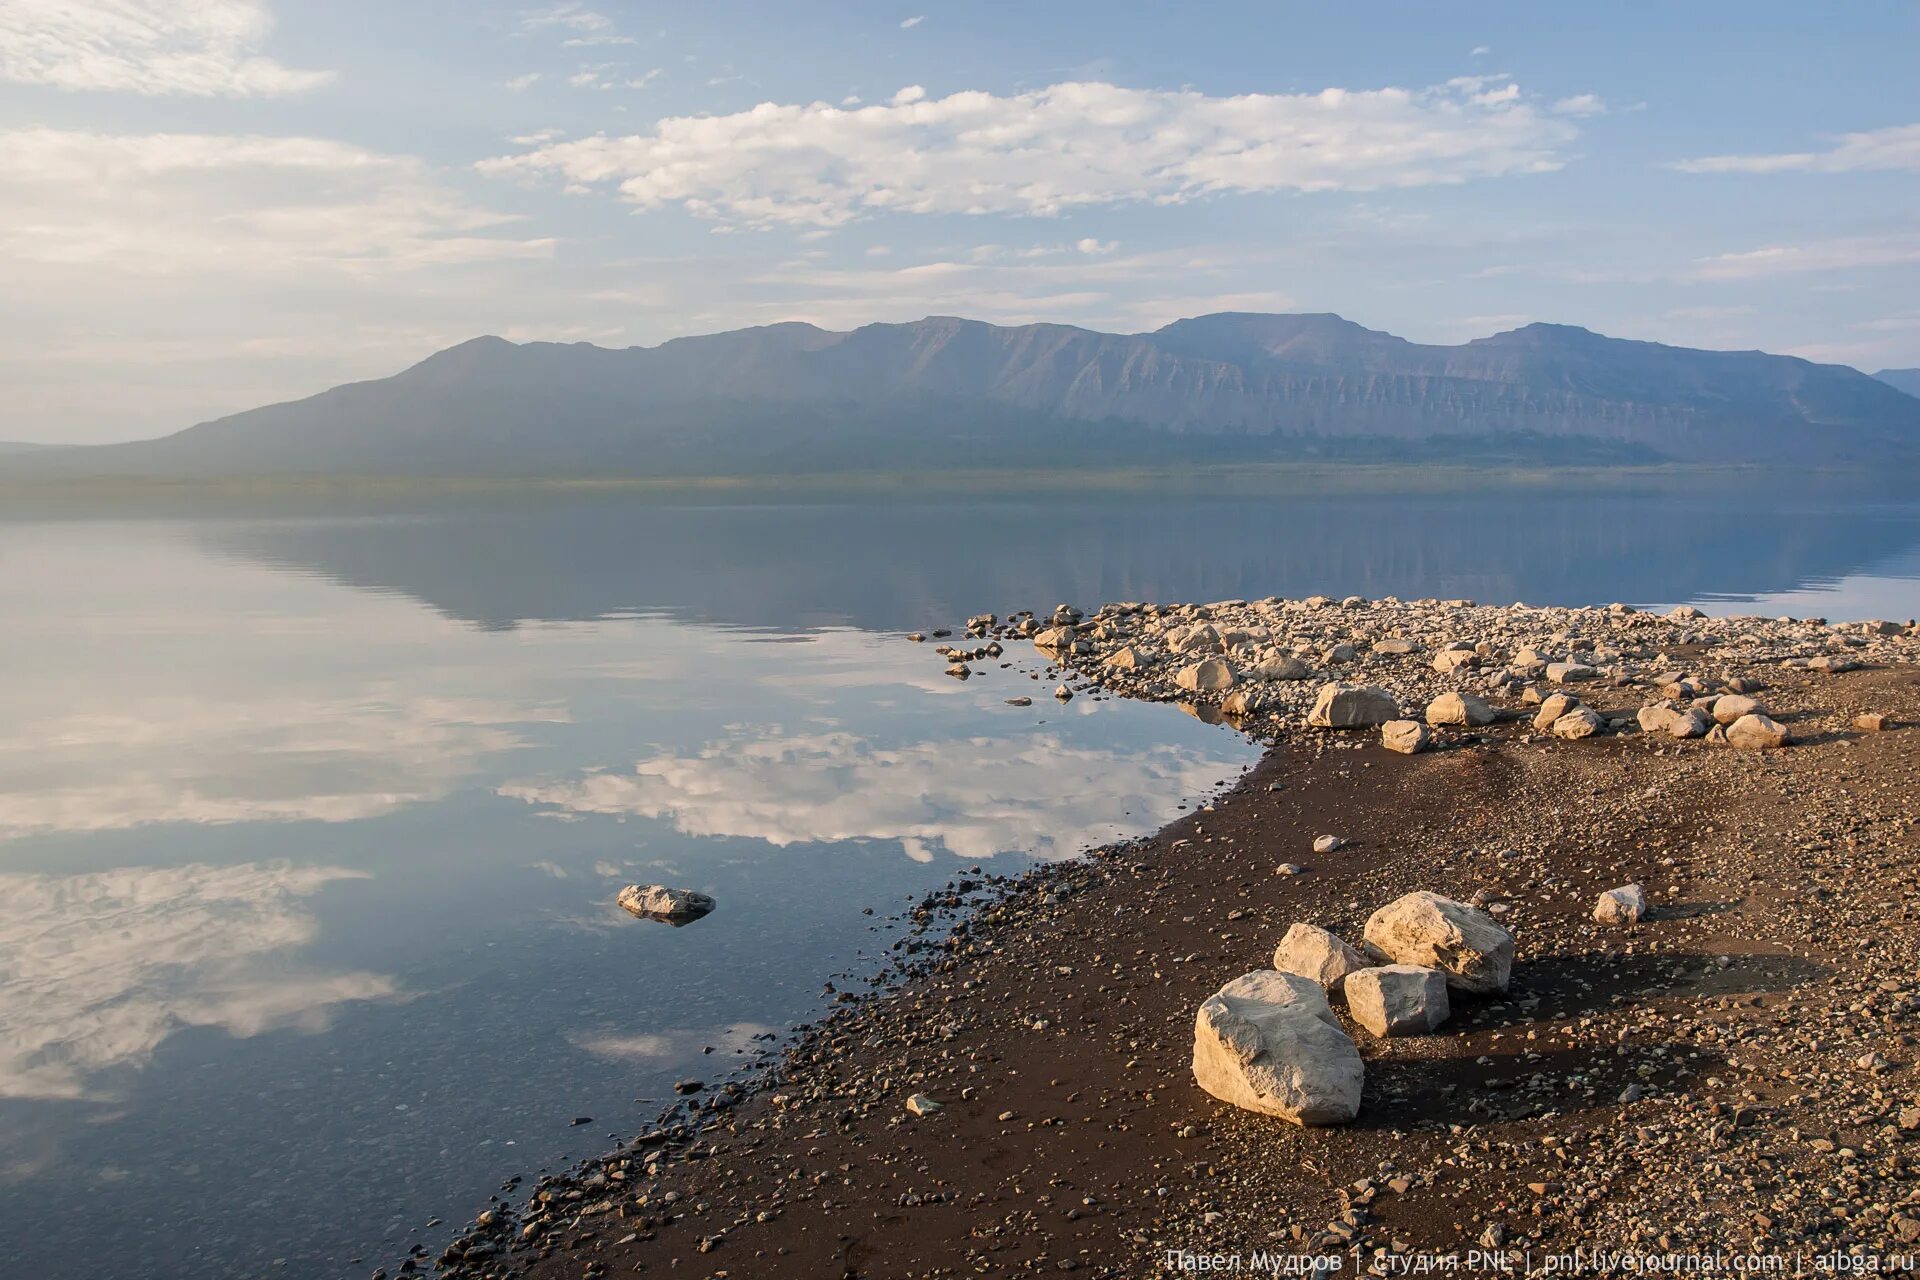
<box><xmin>3</xmin><ymin>480</ymin><xmax>1918</xmax><ymax>1279</ymax></box>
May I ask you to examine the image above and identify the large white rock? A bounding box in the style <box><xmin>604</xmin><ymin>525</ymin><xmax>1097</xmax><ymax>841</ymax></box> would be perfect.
<box><xmin>1363</xmin><ymin>891</ymin><xmax>1513</xmax><ymax>994</ymax></box>
<box><xmin>1308</xmin><ymin>683</ymin><xmax>1401</xmax><ymax>728</ymax></box>
<box><xmin>1551</xmin><ymin>706</ymin><xmax>1606</xmax><ymax>740</ymax></box>
<box><xmin>1381</xmin><ymin>720</ymin><xmax>1432</xmax><ymax>754</ymax></box>
<box><xmin>1636</xmin><ymin>702</ymin><xmax>1709</xmax><ymax>739</ymax></box>
<box><xmin>1253</xmin><ymin>654</ymin><xmax>1312</xmax><ymax>681</ymax></box>
<box><xmin>1531</xmin><ymin>692</ymin><xmax>1580</xmax><ymax>730</ymax></box>
<box><xmin>1272</xmin><ymin>923</ymin><xmax>1367</xmax><ymax>990</ymax></box>
<box><xmin>1175</xmin><ymin>657</ymin><xmax>1236</xmax><ymax>692</ymax></box>
<box><xmin>1191</xmin><ymin>971</ymin><xmax>1364</xmax><ymax>1126</ymax></box>
<box><xmin>1727</xmin><ymin>712</ymin><xmax>1791</xmax><ymax>749</ymax></box>
<box><xmin>1593</xmin><ymin>884</ymin><xmax>1648</xmax><ymax>925</ymax></box>
<box><xmin>1710</xmin><ymin>693</ymin><xmax>1765</xmax><ymax>725</ymax></box>
<box><xmin>617</xmin><ymin>884</ymin><xmax>717</xmax><ymax>924</ymax></box>
<box><xmin>1343</xmin><ymin>965</ymin><xmax>1450</xmax><ymax>1037</ymax></box>
<box><xmin>1425</xmin><ymin>691</ymin><xmax>1496</xmax><ymax>727</ymax></box>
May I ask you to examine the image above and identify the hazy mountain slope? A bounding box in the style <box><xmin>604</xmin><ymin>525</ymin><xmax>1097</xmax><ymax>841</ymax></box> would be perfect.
<box><xmin>16</xmin><ymin>314</ymin><xmax>1920</xmax><ymax>478</ymax></box>
<box><xmin>1876</xmin><ymin>369</ymin><xmax>1920</xmax><ymax>399</ymax></box>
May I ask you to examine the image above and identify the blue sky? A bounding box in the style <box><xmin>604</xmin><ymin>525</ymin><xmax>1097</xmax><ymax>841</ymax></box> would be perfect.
<box><xmin>1</xmin><ymin>0</ymin><xmax>1917</xmax><ymax>442</ymax></box>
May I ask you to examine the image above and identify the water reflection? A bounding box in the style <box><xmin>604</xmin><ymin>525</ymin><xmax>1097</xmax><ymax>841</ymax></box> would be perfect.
<box><xmin>502</xmin><ymin>728</ymin><xmax>1228</xmax><ymax>863</ymax></box>
<box><xmin>0</xmin><ymin>862</ymin><xmax>394</xmax><ymax>1102</ymax></box>
<box><xmin>194</xmin><ymin>484</ymin><xmax>1920</xmax><ymax>629</ymax></box>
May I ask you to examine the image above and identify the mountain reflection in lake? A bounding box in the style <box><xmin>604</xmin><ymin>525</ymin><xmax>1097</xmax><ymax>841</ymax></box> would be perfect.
<box><xmin>1</xmin><ymin>481</ymin><xmax>1917</xmax><ymax>1279</ymax></box>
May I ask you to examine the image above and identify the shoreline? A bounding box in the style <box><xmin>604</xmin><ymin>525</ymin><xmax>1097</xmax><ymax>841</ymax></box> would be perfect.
<box><xmin>8</xmin><ymin>461</ymin><xmax>1920</xmax><ymax>508</ymax></box>
<box><xmin>429</xmin><ymin>602</ymin><xmax>1920</xmax><ymax>1279</ymax></box>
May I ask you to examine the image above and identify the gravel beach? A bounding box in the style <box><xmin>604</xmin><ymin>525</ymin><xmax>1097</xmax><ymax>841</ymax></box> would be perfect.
<box><xmin>429</xmin><ymin>600</ymin><xmax>1920</xmax><ymax>1280</ymax></box>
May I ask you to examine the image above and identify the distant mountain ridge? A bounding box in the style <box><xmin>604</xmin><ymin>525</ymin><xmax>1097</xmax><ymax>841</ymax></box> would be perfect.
<box><xmin>14</xmin><ymin>313</ymin><xmax>1920</xmax><ymax>477</ymax></box>
<box><xmin>1876</xmin><ymin>368</ymin><xmax>1920</xmax><ymax>399</ymax></box>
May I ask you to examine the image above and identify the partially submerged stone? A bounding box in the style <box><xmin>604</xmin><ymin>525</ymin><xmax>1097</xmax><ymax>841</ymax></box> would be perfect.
<box><xmin>617</xmin><ymin>884</ymin><xmax>717</xmax><ymax>926</ymax></box>
<box><xmin>1272</xmin><ymin>923</ymin><xmax>1367</xmax><ymax>991</ymax></box>
<box><xmin>1593</xmin><ymin>884</ymin><xmax>1648</xmax><ymax>925</ymax></box>
<box><xmin>1344</xmin><ymin>965</ymin><xmax>1450</xmax><ymax>1037</ymax></box>
<box><xmin>1308</xmin><ymin>683</ymin><xmax>1400</xmax><ymax>729</ymax></box>
<box><xmin>1191</xmin><ymin>971</ymin><xmax>1364</xmax><ymax>1126</ymax></box>
<box><xmin>1363</xmin><ymin>891</ymin><xmax>1513</xmax><ymax>994</ymax></box>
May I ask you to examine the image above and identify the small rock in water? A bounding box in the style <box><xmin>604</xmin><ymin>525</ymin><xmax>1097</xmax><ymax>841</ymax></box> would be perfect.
<box><xmin>1005</xmin><ymin>696</ymin><xmax>1032</xmax><ymax>707</ymax></box>
<box><xmin>617</xmin><ymin>884</ymin><xmax>717</xmax><ymax>926</ymax></box>
<box><xmin>1053</xmin><ymin>684</ymin><xmax>1074</xmax><ymax>702</ymax></box>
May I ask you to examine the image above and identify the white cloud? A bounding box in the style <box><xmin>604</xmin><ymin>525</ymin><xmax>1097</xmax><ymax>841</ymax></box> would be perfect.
<box><xmin>521</xmin><ymin>2</ymin><xmax>612</xmax><ymax>32</ymax></box>
<box><xmin>479</xmin><ymin>76</ymin><xmax>1580</xmax><ymax>227</ymax></box>
<box><xmin>0</xmin><ymin>0</ymin><xmax>330</xmax><ymax>96</ymax></box>
<box><xmin>1552</xmin><ymin>93</ymin><xmax>1606</xmax><ymax>117</ymax></box>
<box><xmin>500</xmin><ymin>728</ymin><xmax>1228</xmax><ymax>863</ymax></box>
<box><xmin>0</xmin><ymin>862</ymin><xmax>395</xmax><ymax>1100</ymax></box>
<box><xmin>0</xmin><ymin>687</ymin><xmax>567</xmax><ymax>841</ymax></box>
<box><xmin>1673</xmin><ymin>122</ymin><xmax>1920</xmax><ymax>175</ymax></box>
<box><xmin>1075</xmin><ymin>237</ymin><xmax>1118</xmax><ymax>255</ymax></box>
<box><xmin>1689</xmin><ymin>233</ymin><xmax>1920</xmax><ymax>281</ymax></box>
<box><xmin>505</xmin><ymin>71</ymin><xmax>543</xmax><ymax>91</ymax></box>
<box><xmin>0</xmin><ymin>127</ymin><xmax>556</xmax><ymax>276</ymax></box>
<box><xmin>900</xmin><ymin>14</ymin><xmax>924</xmax><ymax>28</ymax></box>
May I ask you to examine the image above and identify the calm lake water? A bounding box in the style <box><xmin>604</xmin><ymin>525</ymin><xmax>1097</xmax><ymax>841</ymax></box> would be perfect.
<box><xmin>3</xmin><ymin>481</ymin><xmax>1918</xmax><ymax>1279</ymax></box>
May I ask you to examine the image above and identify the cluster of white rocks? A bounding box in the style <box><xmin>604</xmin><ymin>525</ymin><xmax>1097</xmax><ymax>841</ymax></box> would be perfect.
<box><xmin>1190</xmin><ymin>890</ymin><xmax>1515</xmax><ymax>1126</ymax></box>
<box><xmin>934</xmin><ymin>597</ymin><xmax>1916</xmax><ymax>747</ymax></box>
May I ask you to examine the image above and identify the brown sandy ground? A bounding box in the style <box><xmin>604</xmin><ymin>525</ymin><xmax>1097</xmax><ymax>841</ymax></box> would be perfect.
<box><xmin>429</xmin><ymin>663</ymin><xmax>1920</xmax><ymax>1280</ymax></box>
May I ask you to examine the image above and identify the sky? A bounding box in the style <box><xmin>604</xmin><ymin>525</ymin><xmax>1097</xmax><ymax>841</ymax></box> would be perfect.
<box><xmin>0</xmin><ymin>1</ymin><xmax>1917</xmax><ymax>444</ymax></box>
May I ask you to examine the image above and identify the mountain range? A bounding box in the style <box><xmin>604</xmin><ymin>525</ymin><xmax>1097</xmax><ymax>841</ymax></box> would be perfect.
<box><xmin>11</xmin><ymin>313</ymin><xmax>1920</xmax><ymax>477</ymax></box>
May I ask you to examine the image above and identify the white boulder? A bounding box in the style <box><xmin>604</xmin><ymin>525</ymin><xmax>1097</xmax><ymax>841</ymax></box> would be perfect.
<box><xmin>1343</xmin><ymin>965</ymin><xmax>1451</xmax><ymax>1037</ymax></box>
<box><xmin>1425</xmin><ymin>691</ymin><xmax>1496</xmax><ymax>727</ymax></box>
<box><xmin>1191</xmin><ymin>971</ymin><xmax>1364</xmax><ymax>1126</ymax></box>
<box><xmin>1593</xmin><ymin>884</ymin><xmax>1648</xmax><ymax>925</ymax></box>
<box><xmin>1308</xmin><ymin>683</ymin><xmax>1401</xmax><ymax>728</ymax></box>
<box><xmin>1272</xmin><ymin>923</ymin><xmax>1367</xmax><ymax>990</ymax></box>
<box><xmin>1363</xmin><ymin>891</ymin><xmax>1513</xmax><ymax>994</ymax></box>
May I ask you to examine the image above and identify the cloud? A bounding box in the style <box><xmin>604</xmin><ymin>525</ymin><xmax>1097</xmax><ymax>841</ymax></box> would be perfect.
<box><xmin>0</xmin><ymin>688</ymin><xmax>567</xmax><ymax>841</ymax></box>
<box><xmin>1688</xmin><ymin>233</ymin><xmax>1920</xmax><ymax>281</ymax></box>
<box><xmin>1672</xmin><ymin>122</ymin><xmax>1920</xmax><ymax>175</ymax></box>
<box><xmin>0</xmin><ymin>0</ymin><xmax>330</xmax><ymax>96</ymax></box>
<box><xmin>505</xmin><ymin>71</ymin><xmax>543</xmax><ymax>91</ymax></box>
<box><xmin>521</xmin><ymin>2</ymin><xmax>612</xmax><ymax>32</ymax></box>
<box><xmin>900</xmin><ymin>14</ymin><xmax>924</xmax><ymax>28</ymax></box>
<box><xmin>1552</xmin><ymin>93</ymin><xmax>1606</xmax><ymax>117</ymax></box>
<box><xmin>0</xmin><ymin>127</ymin><xmax>556</xmax><ymax>276</ymax></box>
<box><xmin>499</xmin><ymin>728</ymin><xmax>1229</xmax><ymax>863</ymax></box>
<box><xmin>0</xmin><ymin>862</ymin><xmax>395</xmax><ymax>1100</ymax></box>
<box><xmin>478</xmin><ymin>76</ymin><xmax>1580</xmax><ymax>227</ymax></box>
<box><xmin>1075</xmin><ymin>237</ymin><xmax>1118</xmax><ymax>255</ymax></box>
